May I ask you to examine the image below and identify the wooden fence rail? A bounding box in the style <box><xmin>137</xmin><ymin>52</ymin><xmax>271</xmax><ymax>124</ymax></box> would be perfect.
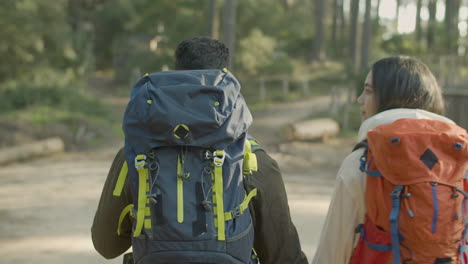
<box><xmin>445</xmin><ymin>89</ymin><xmax>468</xmax><ymax>129</ymax></box>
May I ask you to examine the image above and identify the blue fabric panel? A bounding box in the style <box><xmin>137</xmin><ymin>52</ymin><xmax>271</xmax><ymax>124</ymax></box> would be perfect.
<box><xmin>460</xmin><ymin>245</ymin><xmax>468</xmax><ymax>252</ymax></box>
<box><xmin>463</xmin><ymin>223</ymin><xmax>468</xmax><ymax>240</ymax></box>
<box><xmin>365</xmin><ymin>241</ymin><xmax>393</xmax><ymax>252</ymax></box>
<box><xmin>359</xmin><ymin>157</ymin><xmax>366</xmax><ymax>172</ymax></box>
<box><xmin>390</xmin><ymin>185</ymin><xmax>404</xmax><ymax>264</ymax></box>
<box><xmin>431</xmin><ymin>183</ymin><xmax>439</xmax><ymax>234</ymax></box>
<box><xmin>366</xmin><ymin>170</ymin><xmax>383</xmax><ymax>177</ymax></box>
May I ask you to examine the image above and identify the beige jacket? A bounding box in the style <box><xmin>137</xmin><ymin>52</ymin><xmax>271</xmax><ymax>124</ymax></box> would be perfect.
<box><xmin>311</xmin><ymin>108</ymin><xmax>454</xmax><ymax>264</ymax></box>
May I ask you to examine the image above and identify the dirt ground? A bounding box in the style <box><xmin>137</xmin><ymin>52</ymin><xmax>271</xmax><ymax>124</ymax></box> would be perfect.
<box><xmin>0</xmin><ymin>95</ymin><xmax>356</xmax><ymax>264</ymax></box>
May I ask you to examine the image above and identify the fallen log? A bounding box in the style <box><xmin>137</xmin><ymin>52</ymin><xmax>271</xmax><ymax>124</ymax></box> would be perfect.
<box><xmin>0</xmin><ymin>137</ymin><xmax>65</xmax><ymax>165</ymax></box>
<box><xmin>286</xmin><ymin>118</ymin><xmax>340</xmax><ymax>142</ymax></box>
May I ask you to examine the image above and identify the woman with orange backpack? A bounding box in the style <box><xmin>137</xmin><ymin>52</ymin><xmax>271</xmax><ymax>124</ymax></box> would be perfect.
<box><xmin>312</xmin><ymin>56</ymin><xmax>468</xmax><ymax>264</ymax></box>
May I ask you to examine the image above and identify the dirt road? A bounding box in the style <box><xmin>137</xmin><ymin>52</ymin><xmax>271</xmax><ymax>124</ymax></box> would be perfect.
<box><xmin>0</xmin><ymin>96</ymin><xmax>355</xmax><ymax>263</ymax></box>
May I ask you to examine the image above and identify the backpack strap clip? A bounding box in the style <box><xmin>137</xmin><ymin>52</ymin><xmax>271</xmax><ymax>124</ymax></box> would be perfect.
<box><xmin>213</xmin><ymin>151</ymin><xmax>225</xmax><ymax>166</ymax></box>
<box><xmin>135</xmin><ymin>155</ymin><xmax>147</xmax><ymax>169</ymax></box>
<box><xmin>224</xmin><ymin>188</ymin><xmax>258</xmax><ymax>221</ymax></box>
<box><xmin>391</xmin><ymin>185</ymin><xmax>404</xmax><ymax>199</ymax></box>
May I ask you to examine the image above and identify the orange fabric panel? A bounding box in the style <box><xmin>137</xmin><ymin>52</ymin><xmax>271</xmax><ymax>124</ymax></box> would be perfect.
<box><xmin>367</xmin><ymin>119</ymin><xmax>468</xmax><ymax>186</ymax></box>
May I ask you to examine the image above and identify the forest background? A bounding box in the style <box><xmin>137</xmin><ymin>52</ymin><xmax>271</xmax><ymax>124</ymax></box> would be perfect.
<box><xmin>1</xmin><ymin>0</ymin><xmax>467</xmax><ymax>149</ymax></box>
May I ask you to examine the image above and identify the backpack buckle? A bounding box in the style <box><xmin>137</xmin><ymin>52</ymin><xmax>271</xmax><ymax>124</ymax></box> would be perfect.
<box><xmin>213</xmin><ymin>151</ymin><xmax>225</xmax><ymax>166</ymax></box>
<box><xmin>135</xmin><ymin>155</ymin><xmax>147</xmax><ymax>169</ymax></box>
<box><xmin>231</xmin><ymin>207</ymin><xmax>242</xmax><ymax>218</ymax></box>
<box><xmin>204</xmin><ymin>150</ymin><xmax>213</xmax><ymax>160</ymax></box>
<box><xmin>390</xmin><ymin>185</ymin><xmax>404</xmax><ymax>199</ymax></box>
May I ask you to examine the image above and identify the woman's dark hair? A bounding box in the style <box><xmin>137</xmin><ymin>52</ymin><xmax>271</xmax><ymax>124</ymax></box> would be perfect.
<box><xmin>174</xmin><ymin>37</ymin><xmax>229</xmax><ymax>70</ymax></box>
<box><xmin>371</xmin><ymin>56</ymin><xmax>445</xmax><ymax>115</ymax></box>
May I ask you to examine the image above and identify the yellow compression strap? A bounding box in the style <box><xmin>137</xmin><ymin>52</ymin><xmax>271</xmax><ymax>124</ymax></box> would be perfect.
<box><xmin>224</xmin><ymin>188</ymin><xmax>257</xmax><ymax>221</ymax></box>
<box><xmin>113</xmin><ymin>161</ymin><xmax>128</xmax><ymax>197</ymax></box>
<box><xmin>243</xmin><ymin>140</ymin><xmax>258</xmax><ymax>174</ymax></box>
<box><xmin>144</xmin><ymin>166</ymin><xmax>152</xmax><ymax>231</ymax></box>
<box><xmin>144</xmin><ymin>206</ymin><xmax>151</xmax><ymax>230</ymax></box>
<box><xmin>134</xmin><ymin>155</ymin><xmax>149</xmax><ymax>237</ymax></box>
<box><xmin>117</xmin><ymin>204</ymin><xmax>134</xmax><ymax>236</ymax></box>
<box><xmin>213</xmin><ymin>150</ymin><xmax>226</xmax><ymax>241</ymax></box>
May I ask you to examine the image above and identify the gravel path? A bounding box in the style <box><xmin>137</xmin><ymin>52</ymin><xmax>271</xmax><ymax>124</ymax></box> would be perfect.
<box><xmin>0</xmin><ymin>95</ymin><xmax>356</xmax><ymax>263</ymax></box>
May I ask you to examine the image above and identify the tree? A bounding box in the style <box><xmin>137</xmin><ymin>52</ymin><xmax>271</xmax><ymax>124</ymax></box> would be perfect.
<box><xmin>349</xmin><ymin>0</ymin><xmax>360</xmax><ymax>71</ymax></box>
<box><xmin>0</xmin><ymin>0</ymin><xmax>79</xmax><ymax>82</ymax></box>
<box><xmin>360</xmin><ymin>0</ymin><xmax>372</xmax><ymax>71</ymax></box>
<box><xmin>332</xmin><ymin>0</ymin><xmax>339</xmax><ymax>44</ymax></box>
<box><xmin>395</xmin><ymin>0</ymin><xmax>402</xmax><ymax>32</ymax></box>
<box><xmin>444</xmin><ymin>0</ymin><xmax>461</xmax><ymax>54</ymax></box>
<box><xmin>427</xmin><ymin>0</ymin><xmax>437</xmax><ymax>49</ymax></box>
<box><xmin>207</xmin><ymin>0</ymin><xmax>220</xmax><ymax>39</ymax></box>
<box><xmin>223</xmin><ymin>0</ymin><xmax>237</xmax><ymax>68</ymax></box>
<box><xmin>374</xmin><ymin>0</ymin><xmax>383</xmax><ymax>27</ymax></box>
<box><xmin>331</xmin><ymin>0</ymin><xmax>346</xmax><ymax>57</ymax></box>
<box><xmin>338</xmin><ymin>0</ymin><xmax>346</xmax><ymax>55</ymax></box>
<box><xmin>310</xmin><ymin>0</ymin><xmax>326</xmax><ymax>62</ymax></box>
<box><xmin>415</xmin><ymin>0</ymin><xmax>423</xmax><ymax>43</ymax></box>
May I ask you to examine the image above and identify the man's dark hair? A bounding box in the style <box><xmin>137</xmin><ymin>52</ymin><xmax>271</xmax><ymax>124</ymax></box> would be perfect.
<box><xmin>174</xmin><ymin>37</ymin><xmax>229</xmax><ymax>70</ymax></box>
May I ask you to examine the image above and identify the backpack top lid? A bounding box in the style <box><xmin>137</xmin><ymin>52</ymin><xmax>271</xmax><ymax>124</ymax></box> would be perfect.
<box><xmin>123</xmin><ymin>69</ymin><xmax>252</xmax><ymax>154</ymax></box>
<box><xmin>367</xmin><ymin>118</ymin><xmax>468</xmax><ymax>186</ymax></box>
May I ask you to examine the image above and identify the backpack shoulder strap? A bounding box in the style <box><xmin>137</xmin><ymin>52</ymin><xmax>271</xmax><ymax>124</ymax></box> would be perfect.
<box><xmin>352</xmin><ymin>139</ymin><xmax>368</xmax><ymax>152</ymax></box>
<box><xmin>244</xmin><ymin>137</ymin><xmax>258</xmax><ymax>174</ymax></box>
<box><xmin>246</xmin><ymin>135</ymin><xmax>263</xmax><ymax>153</ymax></box>
<box><xmin>353</xmin><ymin>140</ymin><xmax>368</xmax><ymax>173</ymax></box>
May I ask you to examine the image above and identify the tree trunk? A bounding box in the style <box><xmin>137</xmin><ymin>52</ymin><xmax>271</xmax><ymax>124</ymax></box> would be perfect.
<box><xmin>415</xmin><ymin>0</ymin><xmax>423</xmax><ymax>42</ymax></box>
<box><xmin>286</xmin><ymin>118</ymin><xmax>340</xmax><ymax>141</ymax></box>
<box><xmin>427</xmin><ymin>0</ymin><xmax>437</xmax><ymax>49</ymax></box>
<box><xmin>374</xmin><ymin>0</ymin><xmax>382</xmax><ymax>26</ymax></box>
<box><xmin>395</xmin><ymin>0</ymin><xmax>401</xmax><ymax>32</ymax></box>
<box><xmin>332</xmin><ymin>0</ymin><xmax>346</xmax><ymax>58</ymax></box>
<box><xmin>445</xmin><ymin>0</ymin><xmax>460</xmax><ymax>55</ymax></box>
<box><xmin>311</xmin><ymin>0</ymin><xmax>326</xmax><ymax>62</ymax></box>
<box><xmin>207</xmin><ymin>0</ymin><xmax>219</xmax><ymax>39</ymax></box>
<box><xmin>223</xmin><ymin>0</ymin><xmax>237</xmax><ymax>68</ymax></box>
<box><xmin>349</xmin><ymin>0</ymin><xmax>360</xmax><ymax>72</ymax></box>
<box><xmin>332</xmin><ymin>0</ymin><xmax>338</xmax><ymax>44</ymax></box>
<box><xmin>0</xmin><ymin>138</ymin><xmax>65</xmax><ymax>165</ymax></box>
<box><xmin>338</xmin><ymin>0</ymin><xmax>346</xmax><ymax>57</ymax></box>
<box><xmin>360</xmin><ymin>0</ymin><xmax>372</xmax><ymax>71</ymax></box>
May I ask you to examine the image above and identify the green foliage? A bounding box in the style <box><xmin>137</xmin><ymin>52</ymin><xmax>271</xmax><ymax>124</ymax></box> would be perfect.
<box><xmin>381</xmin><ymin>34</ymin><xmax>425</xmax><ymax>55</ymax></box>
<box><xmin>0</xmin><ymin>0</ymin><xmax>81</xmax><ymax>82</ymax></box>
<box><xmin>0</xmin><ymin>73</ymin><xmax>109</xmax><ymax>121</ymax></box>
<box><xmin>93</xmin><ymin>0</ymin><xmax>208</xmax><ymax>80</ymax></box>
<box><xmin>0</xmin><ymin>0</ymin><xmax>464</xmax><ymax>121</ymax></box>
<box><xmin>238</xmin><ymin>29</ymin><xmax>275</xmax><ymax>75</ymax></box>
<box><xmin>237</xmin><ymin>0</ymin><xmax>313</xmax><ymax>61</ymax></box>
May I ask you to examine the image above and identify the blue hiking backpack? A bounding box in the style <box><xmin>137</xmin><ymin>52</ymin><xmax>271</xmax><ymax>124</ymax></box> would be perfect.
<box><xmin>121</xmin><ymin>69</ymin><xmax>258</xmax><ymax>264</ymax></box>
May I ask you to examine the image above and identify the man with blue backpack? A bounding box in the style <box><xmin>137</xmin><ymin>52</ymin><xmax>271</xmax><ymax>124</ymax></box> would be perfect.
<box><xmin>91</xmin><ymin>36</ymin><xmax>308</xmax><ymax>264</ymax></box>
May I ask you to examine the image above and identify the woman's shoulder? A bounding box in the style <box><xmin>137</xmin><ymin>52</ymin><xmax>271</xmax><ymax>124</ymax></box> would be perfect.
<box><xmin>336</xmin><ymin>148</ymin><xmax>366</xmax><ymax>191</ymax></box>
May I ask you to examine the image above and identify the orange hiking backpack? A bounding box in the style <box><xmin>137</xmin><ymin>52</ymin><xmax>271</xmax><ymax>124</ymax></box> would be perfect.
<box><xmin>349</xmin><ymin>118</ymin><xmax>468</xmax><ymax>264</ymax></box>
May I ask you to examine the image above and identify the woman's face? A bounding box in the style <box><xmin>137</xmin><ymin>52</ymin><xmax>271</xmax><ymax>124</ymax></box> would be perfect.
<box><xmin>357</xmin><ymin>71</ymin><xmax>378</xmax><ymax>121</ymax></box>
